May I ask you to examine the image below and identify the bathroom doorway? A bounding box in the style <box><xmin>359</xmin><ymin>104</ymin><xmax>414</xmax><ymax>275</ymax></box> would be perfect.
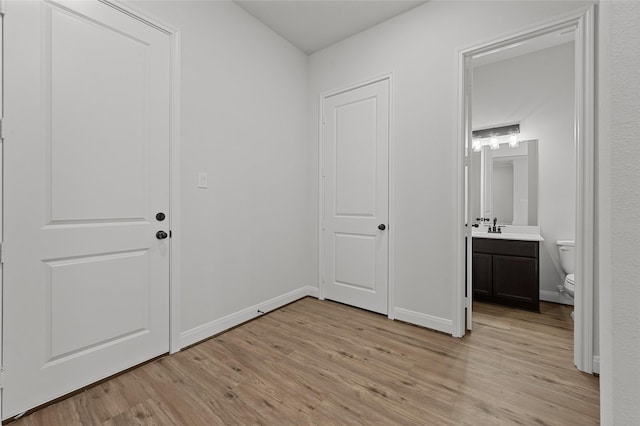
<box><xmin>455</xmin><ymin>7</ymin><xmax>596</xmax><ymax>374</ymax></box>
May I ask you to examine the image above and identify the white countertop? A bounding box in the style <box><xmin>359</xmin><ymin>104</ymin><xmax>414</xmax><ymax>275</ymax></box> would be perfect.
<box><xmin>472</xmin><ymin>225</ymin><xmax>544</xmax><ymax>242</ymax></box>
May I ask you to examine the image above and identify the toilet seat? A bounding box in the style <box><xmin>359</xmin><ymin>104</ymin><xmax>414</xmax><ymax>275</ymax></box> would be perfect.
<box><xmin>564</xmin><ymin>273</ymin><xmax>575</xmax><ymax>296</ymax></box>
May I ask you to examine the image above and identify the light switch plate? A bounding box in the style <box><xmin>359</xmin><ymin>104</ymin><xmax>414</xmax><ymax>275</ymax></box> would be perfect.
<box><xmin>197</xmin><ymin>172</ymin><xmax>208</xmax><ymax>188</ymax></box>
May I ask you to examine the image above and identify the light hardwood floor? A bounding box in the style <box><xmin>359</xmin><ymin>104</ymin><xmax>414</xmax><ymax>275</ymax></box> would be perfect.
<box><xmin>9</xmin><ymin>298</ymin><xmax>599</xmax><ymax>425</ymax></box>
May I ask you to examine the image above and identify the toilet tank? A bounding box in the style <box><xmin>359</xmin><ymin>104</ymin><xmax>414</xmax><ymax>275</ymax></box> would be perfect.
<box><xmin>556</xmin><ymin>240</ymin><xmax>575</xmax><ymax>274</ymax></box>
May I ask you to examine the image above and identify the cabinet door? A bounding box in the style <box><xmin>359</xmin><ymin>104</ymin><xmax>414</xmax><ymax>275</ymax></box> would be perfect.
<box><xmin>493</xmin><ymin>255</ymin><xmax>539</xmax><ymax>310</ymax></box>
<box><xmin>472</xmin><ymin>253</ymin><xmax>492</xmax><ymax>297</ymax></box>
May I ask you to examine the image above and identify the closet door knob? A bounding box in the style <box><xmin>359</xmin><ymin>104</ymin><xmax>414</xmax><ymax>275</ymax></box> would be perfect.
<box><xmin>156</xmin><ymin>230</ymin><xmax>168</xmax><ymax>240</ymax></box>
<box><xmin>378</xmin><ymin>224</ymin><xmax>386</xmax><ymax>231</ymax></box>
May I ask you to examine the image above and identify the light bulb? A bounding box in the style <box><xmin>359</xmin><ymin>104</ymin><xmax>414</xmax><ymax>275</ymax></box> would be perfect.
<box><xmin>472</xmin><ymin>139</ymin><xmax>481</xmax><ymax>152</ymax></box>
<box><xmin>490</xmin><ymin>137</ymin><xmax>499</xmax><ymax>150</ymax></box>
<box><xmin>509</xmin><ymin>133</ymin><xmax>519</xmax><ymax>148</ymax></box>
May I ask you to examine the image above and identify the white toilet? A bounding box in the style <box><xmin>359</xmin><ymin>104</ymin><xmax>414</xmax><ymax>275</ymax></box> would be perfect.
<box><xmin>556</xmin><ymin>240</ymin><xmax>575</xmax><ymax>297</ymax></box>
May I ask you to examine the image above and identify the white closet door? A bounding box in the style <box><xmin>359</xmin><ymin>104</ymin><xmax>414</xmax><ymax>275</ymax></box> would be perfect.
<box><xmin>3</xmin><ymin>0</ymin><xmax>171</xmax><ymax>417</ymax></box>
<box><xmin>323</xmin><ymin>79</ymin><xmax>390</xmax><ymax>314</ymax></box>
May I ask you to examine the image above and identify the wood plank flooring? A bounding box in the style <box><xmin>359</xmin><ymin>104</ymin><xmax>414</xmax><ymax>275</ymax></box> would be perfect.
<box><xmin>9</xmin><ymin>298</ymin><xmax>599</xmax><ymax>425</ymax></box>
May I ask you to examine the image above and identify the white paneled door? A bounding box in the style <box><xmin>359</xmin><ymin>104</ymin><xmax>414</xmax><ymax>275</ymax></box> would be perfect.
<box><xmin>3</xmin><ymin>1</ymin><xmax>171</xmax><ymax>418</ymax></box>
<box><xmin>323</xmin><ymin>79</ymin><xmax>390</xmax><ymax>315</ymax></box>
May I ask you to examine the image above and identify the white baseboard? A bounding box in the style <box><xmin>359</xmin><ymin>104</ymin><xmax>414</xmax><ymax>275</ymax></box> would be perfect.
<box><xmin>540</xmin><ymin>290</ymin><xmax>574</xmax><ymax>305</ymax></box>
<box><xmin>393</xmin><ymin>307</ymin><xmax>453</xmax><ymax>335</ymax></box>
<box><xmin>179</xmin><ymin>285</ymin><xmax>318</xmax><ymax>349</ymax></box>
<box><xmin>306</xmin><ymin>286</ymin><xmax>319</xmax><ymax>298</ymax></box>
<box><xmin>593</xmin><ymin>355</ymin><xmax>600</xmax><ymax>374</ymax></box>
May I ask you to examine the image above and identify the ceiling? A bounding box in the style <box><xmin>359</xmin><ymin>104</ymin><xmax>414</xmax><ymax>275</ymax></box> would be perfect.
<box><xmin>234</xmin><ymin>0</ymin><xmax>428</xmax><ymax>54</ymax></box>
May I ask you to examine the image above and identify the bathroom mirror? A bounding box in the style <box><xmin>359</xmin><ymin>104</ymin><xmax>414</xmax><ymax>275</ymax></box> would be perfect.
<box><xmin>470</xmin><ymin>140</ymin><xmax>538</xmax><ymax>225</ymax></box>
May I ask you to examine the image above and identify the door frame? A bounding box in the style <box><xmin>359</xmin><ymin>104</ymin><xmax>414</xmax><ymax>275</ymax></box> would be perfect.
<box><xmin>0</xmin><ymin>3</ymin><xmax>181</xmax><ymax>418</ymax></box>
<box><xmin>453</xmin><ymin>6</ymin><xmax>596</xmax><ymax>373</ymax></box>
<box><xmin>0</xmin><ymin>0</ymin><xmax>5</xmax><ymax>418</ymax></box>
<box><xmin>318</xmin><ymin>74</ymin><xmax>396</xmax><ymax>319</ymax></box>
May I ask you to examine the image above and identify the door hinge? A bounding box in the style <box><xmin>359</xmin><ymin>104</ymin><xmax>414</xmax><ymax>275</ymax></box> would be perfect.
<box><xmin>463</xmin><ymin>156</ymin><xmax>470</xmax><ymax>167</ymax></box>
<box><xmin>0</xmin><ymin>242</ymin><xmax>4</xmax><ymax>264</ymax></box>
<box><xmin>465</xmin><ymin>297</ymin><xmax>470</xmax><ymax>309</ymax></box>
<box><xmin>0</xmin><ymin>368</ymin><xmax>5</xmax><ymax>388</ymax></box>
<box><xmin>0</xmin><ymin>118</ymin><xmax>5</xmax><ymax>141</ymax></box>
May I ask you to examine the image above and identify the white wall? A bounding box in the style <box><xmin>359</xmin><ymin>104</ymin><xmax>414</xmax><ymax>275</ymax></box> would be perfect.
<box><xmin>598</xmin><ymin>1</ymin><xmax>640</xmax><ymax>424</ymax></box>
<box><xmin>309</xmin><ymin>1</ymin><xmax>592</xmax><ymax>328</ymax></box>
<box><xmin>472</xmin><ymin>43</ymin><xmax>576</xmax><ymax>303</ymax></box>
<box><xmin>132</xmin><ymin>1</ymin><xmax>315</xmax><ymax>346</ymax></box>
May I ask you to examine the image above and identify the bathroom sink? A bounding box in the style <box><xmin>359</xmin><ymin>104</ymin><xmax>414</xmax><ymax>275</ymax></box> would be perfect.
<box><xmin>472</xmin><ymin>225</ymin><xmax>544</xmax><ymax>241</ymax></box>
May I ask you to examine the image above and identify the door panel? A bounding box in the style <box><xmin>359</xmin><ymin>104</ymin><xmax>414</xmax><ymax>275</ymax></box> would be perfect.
<box><xmin>335</xmin><ymin>97</ymin><xmax>378</xmax><ymax>217</ymax></box>
<box><xmin>323</xmin><ymin>80</ymin><xmax>389</xmax><ymax>314</ymax></box>
<box><xmin>49</xmin><ymin>6</ymin><xmax>149</xmax><ymax>222</ymax></box>
<box><xmin>3</xmin><ymin>1</ymin><xmax>171</xmax><ymax>418</ymax></box>
<box><xmin>46</xmin><ymin>251</ymin><xmax>150</xmax><ymax>360</ymax></box>
<box><xmin>335</xmin><ymin>233</ymin><xmax>376</xmax><ymax>291</ymax></box>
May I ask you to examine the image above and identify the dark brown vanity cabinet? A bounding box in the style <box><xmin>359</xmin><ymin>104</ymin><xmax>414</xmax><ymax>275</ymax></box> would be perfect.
<box><xmin>472</xmin><ymin>238</ymin><xmax>539</xmax><ymax>312</ymax></box>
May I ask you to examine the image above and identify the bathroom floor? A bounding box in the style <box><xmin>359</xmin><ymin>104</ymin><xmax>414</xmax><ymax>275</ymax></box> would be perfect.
<box><xmin>473</xmin><ymin>300</ymin><xmax>575</xmax><ymax>332</ymax></box>
<box><xmin>470</xmin><ymin>300</ymin><xmax>598</xmax><ymax>422</ymax></box>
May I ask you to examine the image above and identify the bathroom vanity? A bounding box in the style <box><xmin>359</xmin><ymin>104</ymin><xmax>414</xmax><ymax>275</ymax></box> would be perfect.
<box><xmin>472</xmin><ymin>227</ymin><xmax>543</xmax><ymax>312</ymax></box>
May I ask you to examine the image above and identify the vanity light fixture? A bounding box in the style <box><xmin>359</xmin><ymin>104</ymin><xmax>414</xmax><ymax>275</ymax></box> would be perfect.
<box><xmin>472</xmin><ymin>123</ymin><xmax>521</xmax><ymax>151</ymax></box>
<box><xmin>508</xmin><ymin>133</ymin><xmax>519</xmax><ymax>148</ymax></box>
